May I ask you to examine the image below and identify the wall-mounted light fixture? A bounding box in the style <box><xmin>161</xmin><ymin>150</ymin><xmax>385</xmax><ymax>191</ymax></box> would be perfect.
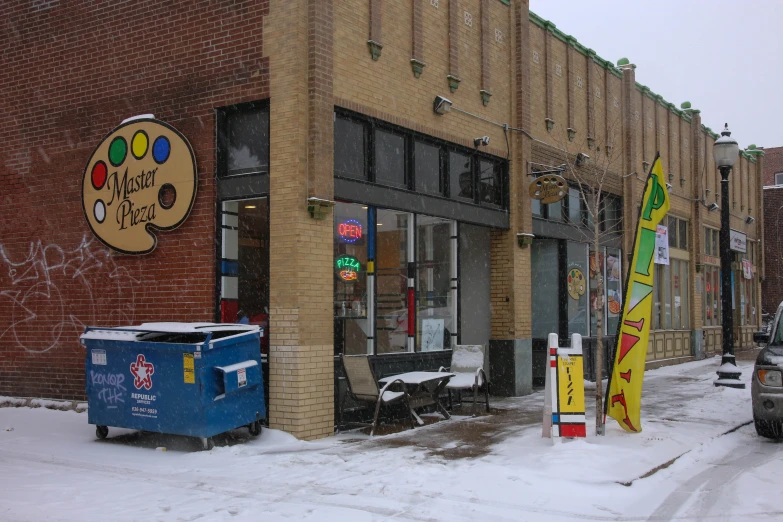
<box><xmin>746</xmin><ymin>216</ymin><xmax>755</xmax><ymax>225</ymax></box>
<box><xmin>473</xmin><ymin>136</ymin><xmax>490</xmax><ymax>148</ymax></box>
<box><xmin>517</xmin><ymin>232</ymin><xmax>535</xmax><ymax>248</ymax></box>
<box><xmin>307</xmin><ymin>197</ymin><xmax>336</xmax><ymax>220</ymax></box>
<box><xmin>707</xmin><ymin>202</ymin><xmax>720</xmax><ymax>212</ymax></box>
<box><xmin>575</xmin><ymin>152</ymin><xmax>590</xmax><ymax>167</ymax></box>
<box><xmin>433</xmin><ymin>95</ymin><xmax>453</xmax><ymax>115</ymax></box>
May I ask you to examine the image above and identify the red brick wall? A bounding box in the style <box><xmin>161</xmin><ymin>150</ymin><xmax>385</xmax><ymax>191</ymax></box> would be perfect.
<box><xmin>0</xmin><ymin>1</ymin><xmax>269</xmax><ymax>399</ymax></box>
<box><xmin>762</xmin><ymin>186</ymin><xmax>783</xmax><ymax>314</ymax></box>
<box><xmin>762</xmin><ymin>147</ymin><xmax>783</xmax><ymax>186</ymax></box>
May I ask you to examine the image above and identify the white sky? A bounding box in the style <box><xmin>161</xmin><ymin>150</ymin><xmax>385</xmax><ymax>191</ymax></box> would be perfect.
<box><xmin>530</xmin><ymin>0</ymin><xmax>783</xmax><ymax>149</ymax></box>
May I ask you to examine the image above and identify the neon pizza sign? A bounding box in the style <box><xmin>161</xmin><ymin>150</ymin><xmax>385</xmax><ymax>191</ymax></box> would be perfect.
<box><xmin>336</xmin><ymin>255</ymin><xmax>361</xmax><ymax>281</ymax></box>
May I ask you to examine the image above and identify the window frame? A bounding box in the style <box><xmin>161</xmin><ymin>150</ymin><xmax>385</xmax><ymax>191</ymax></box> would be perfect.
<box><xmin>334</xmin><ymin>107</ymin><xmax>509</xmax><ymax>210</ymax></box>
<box><xmin>216</xmin><ymin>100</ymin><xmax>270</xmax><ymax>179</ymax></box>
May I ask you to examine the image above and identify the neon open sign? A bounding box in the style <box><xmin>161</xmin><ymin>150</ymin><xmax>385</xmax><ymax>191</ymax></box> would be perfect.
<box><xmin>337</xmin><ymin>220</ymin><xmax>362</xmax><ymax>243</ymax></box>
<box><xmin>336</xmin><ymin>255</ymin><xmax>361</xmax><ymax>281</ymax></box>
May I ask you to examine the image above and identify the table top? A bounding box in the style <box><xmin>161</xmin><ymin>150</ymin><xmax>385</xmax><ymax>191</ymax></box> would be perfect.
<box><xmin>378</xmin><ymin>371</ymin><xmax>455</xmax><ymax>385</ymax></box>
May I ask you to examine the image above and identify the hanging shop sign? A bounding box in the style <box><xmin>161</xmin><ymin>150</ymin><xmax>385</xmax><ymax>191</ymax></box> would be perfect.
<box><xmin>654</xmin><ymin>225</ymin><xmax>669</xmax><ymax>265</ymax></box>
<box><xmin>337</xmin><ymin>219</ymin><xmax>363</xmax><ymax>243</ymax></box>
<box><xmin>336</xmin><ymin>255</ymin><xmax>361</xmax><ymax>281</ymax></box>
<box><xmin>730</xmin><ymin>230</ymin><xmax>747</xmax><ymax>253</ymax></box>
<box><xmin>82</xmin><ymin>117</ymin><xmax>198</xmax><ymax>255</ymax></box>
<box><xmin>529</xmin><ymin>174</ymin><xmax>567</xmax><ymax>204</ymax></box>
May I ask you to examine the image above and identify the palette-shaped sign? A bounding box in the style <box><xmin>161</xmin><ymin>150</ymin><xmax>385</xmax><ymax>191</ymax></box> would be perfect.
<box><xmin>82</xmin><ymin>118</ymin><xmax>197</xmax><ymax>255</ymax></box>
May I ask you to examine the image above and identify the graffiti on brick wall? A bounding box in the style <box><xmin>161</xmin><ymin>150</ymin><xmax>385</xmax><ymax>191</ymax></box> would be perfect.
<box><xmin>0</xmin><ymin>236</ymin><xmax>141</xmax><ymax>354</ymax></box>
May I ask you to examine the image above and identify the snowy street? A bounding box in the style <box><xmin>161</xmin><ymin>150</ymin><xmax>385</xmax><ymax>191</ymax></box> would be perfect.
<box><xmin>1</xmin><ymin>355</ymin><xmax>780</xmax><ymax>522</ymax></box>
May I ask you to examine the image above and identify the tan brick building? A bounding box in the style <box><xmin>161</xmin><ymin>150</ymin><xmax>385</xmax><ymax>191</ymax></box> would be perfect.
<box><xmin>1</xmin><ymin>0</ymin><xmax>764</xmax><ymax>440</ymax></box>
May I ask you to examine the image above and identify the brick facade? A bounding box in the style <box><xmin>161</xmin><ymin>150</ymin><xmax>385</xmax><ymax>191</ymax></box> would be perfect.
<box><xmin>762</xmin><ymin>148</ymin><xmax>783</xmax><ymax>316</ymax></box>
<box><xmin>762</xmin><ymin>146</ymin><xmax>783</xmax><ymax>186</ymax></box>
<box><xmin>1</xmin><ymin>1</ymin><xmax>764</xmax><ymax>439</ymax></box>
<box><xmin>0</xmin><ymin>0</ymin><xmax>269</xmax><ymax>400</ymax></box>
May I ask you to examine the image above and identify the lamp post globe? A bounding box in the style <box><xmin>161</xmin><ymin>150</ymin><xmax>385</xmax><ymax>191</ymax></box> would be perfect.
<box><xmin>713</xmin><ymin>124</ymin><xmax>744</xmax><ymax>389</ymax></box>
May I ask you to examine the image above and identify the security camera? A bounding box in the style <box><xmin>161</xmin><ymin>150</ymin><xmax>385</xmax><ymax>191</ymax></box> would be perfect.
<box><xmin>474</xmin><ymin>136</ymin><xmax>490</xmax><ymax>148</ymax></box>
<box><xmin>707</xmin><ymin>202</ymin><xmax>720</xmax><ymax>212</ymax></box>
<box><xmin>665</xmin><ymin>183</ymin><xmax>673</xmax><ymax>190</ymax></box>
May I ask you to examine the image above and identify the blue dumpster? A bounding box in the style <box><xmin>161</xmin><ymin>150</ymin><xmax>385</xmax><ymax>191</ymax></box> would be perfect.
<box><xmin>82</xmin><ymin>322</ymin><xmax>266</xmax><ymax>450</ymax></box>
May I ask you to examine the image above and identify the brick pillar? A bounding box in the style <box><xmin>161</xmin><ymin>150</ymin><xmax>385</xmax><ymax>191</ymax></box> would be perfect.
<box><xmin>586</xmin><ymin>49</ymin><xmax>596</xmax><ymax>148</ymax></box>
<box><xmin>479</xmin><ymin>0</ymin><xmax>491</xmax><ymax>105</ymax></box>
<box><xmin>689</xmin><ymin>109</ymin><xmax>705</xmax><ymax>356</ymax></box>
<box><xmin>620</xmin><ymin>64</ymin><xmax>638</xmax><ymax>265</ymax></box>
<box><xmin>267</xmin><ymin>0</ymin><xmax>334</xmax><ymax>440</ymax></box>
<box><xmin>487</xmin><ymin>0</ymin><xmax>532</xmax><ymax>397</ymax></box>
<box><xmin>447</xmin><ymin>0</ymin><xmax>460</xmax><ymax>91</ymax></box>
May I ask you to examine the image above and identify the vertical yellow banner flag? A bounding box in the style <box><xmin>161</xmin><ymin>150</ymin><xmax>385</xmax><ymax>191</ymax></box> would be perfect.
<box><xmin>606</xmin><ymin>154</ymin><xmax>670</xmax><ymax>433</ymax></box>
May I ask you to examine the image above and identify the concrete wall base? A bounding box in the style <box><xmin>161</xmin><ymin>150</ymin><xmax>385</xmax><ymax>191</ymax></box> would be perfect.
<box><xmin>488</xmin><ymin>339</ymin><xmax>533</xmax><ymax>396</ymax></box>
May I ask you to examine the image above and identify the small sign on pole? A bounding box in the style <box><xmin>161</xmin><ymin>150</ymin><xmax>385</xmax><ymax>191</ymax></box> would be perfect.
<box><xmin>543</xmin><ymin>333</ymin><xmax>587</xmax><ymax>438</ymax></box>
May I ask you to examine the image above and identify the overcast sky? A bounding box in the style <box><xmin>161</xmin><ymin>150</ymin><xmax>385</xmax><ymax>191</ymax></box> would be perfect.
<box><xmin>530</xmin><ymin>0</ymin><xmax>782</xmax><ymax>149</ymax></box>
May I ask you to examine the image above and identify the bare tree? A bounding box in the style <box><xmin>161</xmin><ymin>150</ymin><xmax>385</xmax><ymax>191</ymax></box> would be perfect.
<box><xmin>541</xmin><ymin>117</ymin><xmax>625</xmax><ymax>436</ymax></box>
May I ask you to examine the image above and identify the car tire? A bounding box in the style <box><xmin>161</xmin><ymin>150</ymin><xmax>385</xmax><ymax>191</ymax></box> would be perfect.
<box><xmin>754</xmin><ymin>417</ymin><xmax>783</xmax><ymax>440</ymax></box>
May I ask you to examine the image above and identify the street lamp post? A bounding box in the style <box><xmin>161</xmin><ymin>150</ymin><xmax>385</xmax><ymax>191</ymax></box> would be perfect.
<box><xmin>713</xmin><ymin>123</ymin><xmax>745</xmax><ymax>389</ymax></box>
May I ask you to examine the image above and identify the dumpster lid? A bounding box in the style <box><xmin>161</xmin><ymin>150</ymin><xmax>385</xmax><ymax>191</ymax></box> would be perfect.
<box><xmin>81</xmin><ymin>322</ymin><xmax>260</xmax><ymax>343</ymax></box>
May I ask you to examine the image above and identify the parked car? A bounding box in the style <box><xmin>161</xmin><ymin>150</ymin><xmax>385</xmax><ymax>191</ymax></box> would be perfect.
<box><xmin>751</xmin><ymin>302</ymin><xmax>783</xmax><ymax>440</ymax></box>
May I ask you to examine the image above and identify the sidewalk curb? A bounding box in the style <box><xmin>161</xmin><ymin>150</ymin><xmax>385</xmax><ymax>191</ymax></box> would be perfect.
<box><xmin>616</xmin><ymin>420</ymin><xmax>753</xmax><ymax>486</ymax></box>
<box><xmin>0</xmin><ymin>396</ymin><xmax>87</xmax><ymax>412</ymax></box>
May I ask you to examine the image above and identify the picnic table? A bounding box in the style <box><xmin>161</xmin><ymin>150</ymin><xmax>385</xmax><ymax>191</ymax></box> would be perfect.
<box><xmin>378</xmin><ymin>371</ymin><xmax>455</xmax><ymax>426</ymax></box>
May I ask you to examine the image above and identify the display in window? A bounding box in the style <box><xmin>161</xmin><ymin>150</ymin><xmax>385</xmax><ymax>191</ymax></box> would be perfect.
<box><xmin>421</xmin><ymin>318</ymin><xmax>445</xmax><ymax>352</ymax></box>
<box><xmin>654</xmin><ymin>225</ymin><xmax>669</xmax><ymax>265</ymax></box>
<box><xmin>567</xmin><ymin>268</ymin><xmax>586</xmax><ymax>300</ymax></box>
<box><xmin>337</xmin><ymin>219</ymin><xmax>363</xmax><ymax>244</ymax></box>
<box><xmin>336</xmin><ymin>255</ymin><xmax>361</xmax><ymax>282</ymax></box>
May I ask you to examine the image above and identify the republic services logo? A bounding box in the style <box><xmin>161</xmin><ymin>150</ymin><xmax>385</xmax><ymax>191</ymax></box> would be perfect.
<box><xmin>130</xmin><ymin>354</ymin><xmax>155</xmax><ymax>390</ymax></box>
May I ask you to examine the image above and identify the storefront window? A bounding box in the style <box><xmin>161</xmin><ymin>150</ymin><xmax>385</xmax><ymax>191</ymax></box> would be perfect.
<box><xmin>652</xmin><ymin>264</ymin><xmax>662</xmax><ymax>330</ymax></box>
<box><xmin>224</xmin><ymin>109</ymin><xmax>269</xmax><ymax>177</ymax></box>
<box><xmin>603</xmin><ymin>196</ymin><xmax>622</xmax><ymax>233</ymax></box>
<box><xmin>606</xmin><ymin>249</ymin><xmax>623</xmax><ymax>335</ymax></box>
<box><xmin>479</xmin><ymin>159</ymin><xmax>503</xmax><ymax>207</ymax></box>
<box><xmin>567</xmin><ymin>242</ymin><xmax>588</xmax><ymax>337</ymax></box>
<box><xmin>219</xmin><ymin>198</ymin><xmax>270</xmax><ymax>340</ymax></box>
<box><xmin>415</xmin><ymin>141</ymin><xmax>441</xmax><ymax>195</ymax></box>
<box><xmin>334</xmin><ymin>202</ymin><xmax>369</xmax><ymax>355</ymax></box>
<box><xmin>548</xmin><ymin>198</ymin><xmax>564</xmax><ymax>222</ymax></box>
<box><xmin>375</xmin><ymin>129</ymin><xmax>406</xmax><ymax>188</ymax></box>
<box><xmin>680</xmin><ymin>260</ymin><xmax>690</xmax><ymax>329</ymax></box>
<box><xmin>589</xmin><ymin>250</ymin><xmax>602</xmax><ymax>336</ymax></box>
<box><xmin>334</xmin><ymin>115</ymin><xmax>366</xmax><ymax>180</ymax></box>
<box><xmin>568</xmin><ymin>188</ymin><xmax>582</xmax><ymax>224</ymax></box>
<box><xmin>376</xmin><ymin>209</ymin><xmax>410</xmax><ymax>354</ymax></box>
<box><xmin>416</xmin><ymin>215</ymin><xmax>454</xmax><ymax>351</ymax></box>
<box><xmin>450</xmin><ymin>151</ymin><xmax>473</xmax><ymax>201</ymax></box>
<box><xmin>672</xmin><ymin>260</ymin><xmax>682</xmax><ymax>328</ymax></box>
<box><xmin>532</xmin><ymin>239</ymin><xmax>559</xmax><ymax>338</ymax></box>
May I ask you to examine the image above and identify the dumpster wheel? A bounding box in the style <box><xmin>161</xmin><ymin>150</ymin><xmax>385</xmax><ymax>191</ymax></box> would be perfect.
<box><xmin>201</xmin><ymin>437</ymin><xmax>214</xmax><ymax>451</ymax></box>
<box><xmin>248</xmin><ymin>421</ymin><xmax>262</xmax><ymax>437</ymax></box>
<box><xmin>95</xmin><ymin>425</ymin><xmax>109</xmax><ymax>440</ymax></box>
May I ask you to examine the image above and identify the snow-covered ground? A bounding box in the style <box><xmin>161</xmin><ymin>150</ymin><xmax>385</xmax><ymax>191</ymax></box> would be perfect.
<box><xmin>1</xmin><ymin>356</ymin><xmax>781</xmax><ymax>522</ymax></box>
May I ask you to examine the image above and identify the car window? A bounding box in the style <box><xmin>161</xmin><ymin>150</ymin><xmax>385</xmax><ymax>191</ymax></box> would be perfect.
<box><xmin>774</xmin><ymin>312</ymin><xmax>783</xmax><ymax>345</ymax></box>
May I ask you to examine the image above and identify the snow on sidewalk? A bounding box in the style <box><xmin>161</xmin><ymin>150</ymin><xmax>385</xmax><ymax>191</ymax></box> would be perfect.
<box><xmin>0</xmin><ymin>356</ymin><xmax>775</xmax><ymax>522</ymax></box>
